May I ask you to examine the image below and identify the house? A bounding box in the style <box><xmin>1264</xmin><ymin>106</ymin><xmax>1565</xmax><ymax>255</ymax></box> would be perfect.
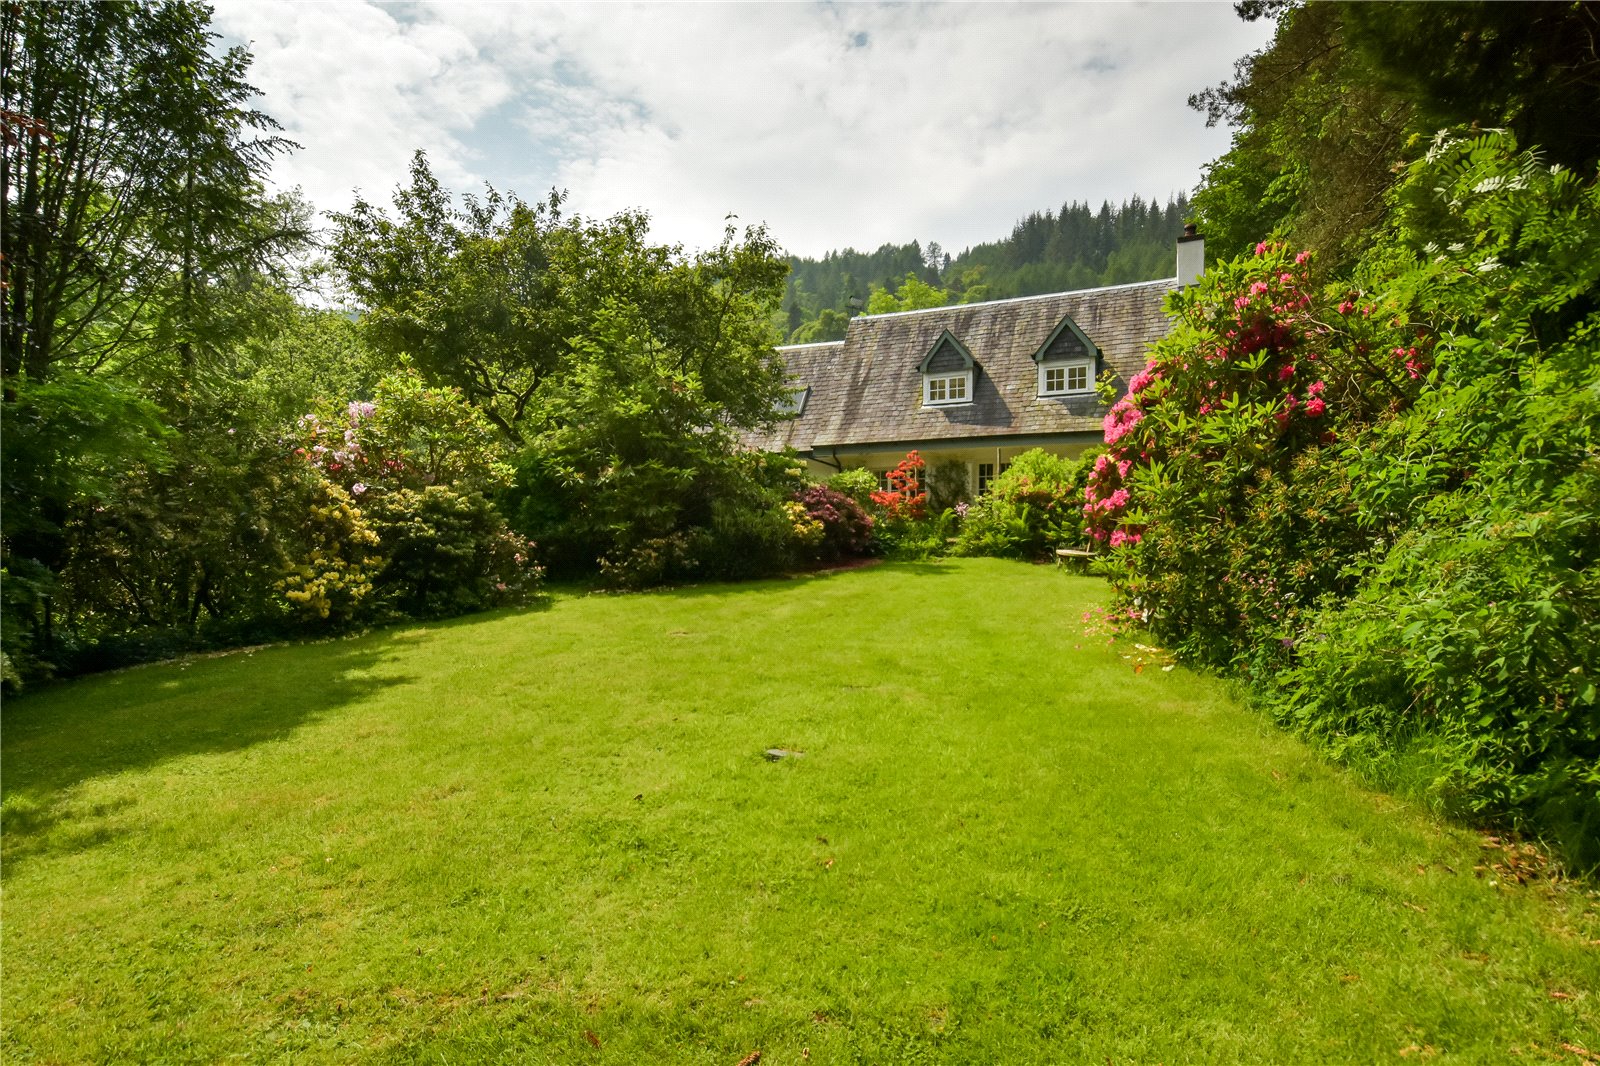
<box><xmin>745</xmin><ymin>230</ymin><xmax>1204</xmax><ymax>496</ymax></box>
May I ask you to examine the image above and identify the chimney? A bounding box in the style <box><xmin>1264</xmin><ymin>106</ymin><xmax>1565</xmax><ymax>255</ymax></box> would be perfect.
<box><xmin>1176</xmin><ymin>223</ymin><xmax>1205</xmax><ymax>287</ymax></box>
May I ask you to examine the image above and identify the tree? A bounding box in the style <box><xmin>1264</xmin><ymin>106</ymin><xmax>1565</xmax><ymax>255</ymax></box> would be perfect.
<box><xmin>0</xmin><ymin>0</ymin><xmax>295</xmax><ymax>383</ymax></box>
<box><xmin>330</xmin><ymin>153</ymin><xmax>790</xmax><ymax>440</ymax></box>
<box><xmin>865</xmin><ymin>273</ymin><xmax>952</xmax><ymax>314</ymax></box>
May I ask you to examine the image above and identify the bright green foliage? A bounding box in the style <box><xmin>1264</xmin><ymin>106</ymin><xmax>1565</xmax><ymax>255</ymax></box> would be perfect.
<box><xmin>786</xmin><ymin>308</ymin><xmax>848</xmax><ymax>344</ymax></box>
<box><xmin>4</xmin><ymin>561</ymin><xmax>1596</xmax><ymax>1060</ymax></box>
<box><xmin>825</xmin><ymin>467</ymin><xmax>878</xmax><ymax>507</ymax></box>
<box><xmin>1100</xmin><ymin>131</ymin><xmax>1600</xmax><ymax>865</ymax></box>
<box><xmin>955</xmin><ymin>448</ymin><xmax>1099</xmax><ymax>560</ymax></box>
<box><xmin>865</xmin><ymin>273</ymin><xmax>952</xmax><ymax>315</ymax></box>
<box><xmin>294</xmin><ymin>368</ymin><xmax>513</xmax><ymax>497</ymax></box>
<box><xmin>1269</xmin><ymin>131</ymin><xmax>1600</xmax><ymax>864</ymax></box>
<box><xmin>330</xmin><ymin>154</ymin><xmax>790</xmax><ymax>441</ymax></box>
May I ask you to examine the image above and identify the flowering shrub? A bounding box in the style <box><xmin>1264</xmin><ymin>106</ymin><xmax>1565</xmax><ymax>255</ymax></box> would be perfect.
<box><xmin>793</xmin><ymin>484</ymin><xmax>874</xmax><ymax>560</ymax></box>
<box><xmin>366</xmin><ymin>486</ymin><xmax>541</xmax><ymax>617</ymax></box>
<box><xmin>955</xmin><ymin>448</ymin><xmax>1098</xmax><ymax>560</ymax></box>
<box><xmin>288</xmin><ymin>369</ymin><xmax>539</xmax><ymax>619</ymax></box>
<box><xmin>291</xmin><ymin>368</ymin><xmax>513</xmax><ymax>499</ymax></box>
<box><xmin>1097</xmin><ymin>130</ymin><xmax>1600</xmax><ymax>865</ymax></box>
<box><xmin>1085</xmin><ymin>237</ymin><xmax>1420</xmax><ymax>664</ymax></box>
<box><xmin>869</xmin><ymin>451</ymin><xmax>928</xmax><ymax>521</ymax></box>
<box><xmin>280</xmin><ymin>479</ymin><xmax>382</xmax><ymax>623</ymax></box>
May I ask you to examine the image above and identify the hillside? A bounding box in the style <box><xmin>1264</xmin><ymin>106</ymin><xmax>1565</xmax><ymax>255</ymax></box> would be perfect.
<box><xmin>782</xmin><ymin>193</ymin><xmax>1190</xmax><ymax>342</ymax></box>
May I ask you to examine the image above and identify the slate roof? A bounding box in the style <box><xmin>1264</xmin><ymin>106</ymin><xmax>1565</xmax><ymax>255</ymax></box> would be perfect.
<box><xmin>743</xmin><ymin>277</ymin><xmax>1180</xmax><ymax>454</ymax></box>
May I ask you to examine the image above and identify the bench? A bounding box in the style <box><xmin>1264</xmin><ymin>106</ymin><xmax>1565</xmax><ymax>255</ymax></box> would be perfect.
<box><xmin>1054</xmin><ymin>548</ymin><xmax>1097</xmax><ymax>572</ymax></box>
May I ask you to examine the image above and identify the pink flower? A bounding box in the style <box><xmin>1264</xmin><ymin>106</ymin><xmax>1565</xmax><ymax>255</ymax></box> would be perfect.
<box><xmin>351</xmin><ymin>482</ymin><xmax>368</xmax><ymax>495</ymax></box>
<box><xmin>1305</xmin><ymin>397</ymin><xmax>1327</xmax><ymax>417</ymax></box>
<box><xmin>1307</xmin><ymin>379</ymin><xmax>1326</xmax><ymax>397</ymax></box>
<box><xmin>1295</xmin><ymin>251</ymin><xmax>1311</xmax><ymax>264</ymax></box>
<box><xmin>1279</xmin><ymin>273</ymin><xmax>1294</xmax><ymax>284</ymax></box>
<box><xmin>1255</xmin><ymin>241</ymin><xmax>1269</xmax><ymax>256</ymax></box>
<box><xmin>1250</xmin><ymin>281</ymin><xmax>1269</xmax><ymax>296</ymax></box>
<box><xmin>1337</xmin><ymin>300</ymin><xmax>1354</xmax><ymax>315</ymax></box>
<box><xmin>1277</xmin><ymin>363</ymin><xmax>1295</xmax><ymax>381</ymax></box>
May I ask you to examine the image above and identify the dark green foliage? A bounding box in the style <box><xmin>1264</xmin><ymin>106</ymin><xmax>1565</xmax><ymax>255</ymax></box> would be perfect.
<box><xmin>0</xmin><ymin>0</ymin><xmax>297</xmax><ymax>381</ymax></box>
<box><xmin>782</xmin><ymin>196</ymin><xmax>1190</xmax><ymax>341</ymax></box>
<box><xmin>955</xmin><ymin>448</ymin><xmax>1100</xmax><ymax>561</ymax></box>
<box><xmin>368</xmin><ymin>487</ymin><xmax>538</xmax><ymax>618</ymax></box>
<box><xmin>1339</xmin><ymin>1</ymin><xmax>1600</xmax><ymax>175</ymax></box>
<box><xmin>1189</xmin><ymin>2</ymin><xmax>1414</xmax><ymax>270</ymax></box>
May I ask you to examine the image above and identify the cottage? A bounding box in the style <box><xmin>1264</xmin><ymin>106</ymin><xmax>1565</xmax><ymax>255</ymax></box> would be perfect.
<box><xmin>745</xmin><ymin>230</ymin><xmax>1204</xmax><ymax>496</ymax></box>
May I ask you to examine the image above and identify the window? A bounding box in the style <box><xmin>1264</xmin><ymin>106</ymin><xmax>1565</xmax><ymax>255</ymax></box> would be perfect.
<box><xmin>777</xmin><ymin>386</ymin><xmax>810</xmax><ymax>418</ymax></box>
<box><xmin>1039</xmin><ymin>359</ymin><xmax>1093</xmax><ymax>397</ymax></box>
<box><xmin>924</xmin><ymin>371</ymin><xmax>970</xmax><ymax>406</ymax></box>
<box><xmin>976</xmin><ymin>461</ymin><xmax>1011</xmax><ymax>495</ymax></box>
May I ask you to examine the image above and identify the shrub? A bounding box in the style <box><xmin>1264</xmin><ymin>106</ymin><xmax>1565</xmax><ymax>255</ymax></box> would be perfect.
<box><xmin>955</xmin><ymin>448</ymin><xmax>1098</xmax><ymax>560</ymax></box>
<box><xmin>826</xmin><ymin>467</ymin><xmax>878</xmax><ymax>507</ymax></box>
<box><xmin>280</xmin><ymin>478</ymin><xmax>382</xmax><ymax>624</ymax></box>
<box><xmin>1094</xmin><ymin>129</ymin><xmax>1600</xmax><ymax>864</ymax></box>
<box><xmin>367</xmin><ymin>486</ymin><xmax>541</xmax><ymax>618</ymax></box>
<box><xmin>793</xmin><ymin>485</ymin><xmax>875</xmax><ymax>560</ymax></box>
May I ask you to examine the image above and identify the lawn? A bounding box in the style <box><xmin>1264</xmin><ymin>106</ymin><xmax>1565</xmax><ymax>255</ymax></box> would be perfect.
<box><xmin>2</xmin><ymin>559</ymin><xmax>1596</xmax><ymax>1063</ymax></box>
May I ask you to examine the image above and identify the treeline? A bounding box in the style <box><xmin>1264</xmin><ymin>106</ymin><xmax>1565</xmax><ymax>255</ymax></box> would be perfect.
<box><xmin>781</xmin><ymin>194</ymin><xmax>1188</xmax><ymax>342</ymax></box>
<box><xmin>1094</xmin><ymin>1</ymin><xmax>1600</xmax><ymax>868</ymax></box>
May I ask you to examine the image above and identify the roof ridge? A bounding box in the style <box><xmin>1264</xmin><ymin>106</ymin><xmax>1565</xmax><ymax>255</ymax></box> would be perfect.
<box><xmin>855</xmin><ymin>276</ymin><xmax>1179</xmax><ymax>322</ymax></box>
<box><xmin>775</xmin><ymin>340</ymin><xmax>848</xmax><ymax>352</ymax></box>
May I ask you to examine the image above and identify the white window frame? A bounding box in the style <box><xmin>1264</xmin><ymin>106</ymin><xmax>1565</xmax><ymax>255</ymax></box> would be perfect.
<box><xmin>1038</xmin><ymin>358</ymin><xmax>1094</xmax><ymax>397</ymax></box>
<box><xmin>923</xmin><ymin>370</ymin><xmax>972</xmax><ymax>407</ymax></box>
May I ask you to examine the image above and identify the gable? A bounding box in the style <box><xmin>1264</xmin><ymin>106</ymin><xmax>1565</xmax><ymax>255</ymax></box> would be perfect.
<box><xmin>918</xmin><ymin>331</ymin><xmax>975</xmax><ymax>374</ymax></box>
<box><xmin>1032</xmin><ymin>314</ymin><xmax>1098</xmax><ymax>364</ymax></box>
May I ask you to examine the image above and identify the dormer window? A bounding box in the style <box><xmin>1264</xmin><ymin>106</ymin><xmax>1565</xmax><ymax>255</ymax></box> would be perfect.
<box><xmin>1032</xmin><ymin>314</ymin><xmax>1099</xmax><ymax>398</ymax></box>
<box><xmin>1038</xmin><ymin>359</ymin><xmax>1093</xmax><ymax>396</ymax></box>
<box><xmin>919</xmin><ymin>330</ymin><xmax>976</xmax><ymax>408</ymax></box>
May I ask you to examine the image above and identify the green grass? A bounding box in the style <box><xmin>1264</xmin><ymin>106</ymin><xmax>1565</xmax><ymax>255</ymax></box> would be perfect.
<box><xmin>3</xmin><ymin>559</ymin><xmax>1596</xmax><ymax>1063</ymax></box>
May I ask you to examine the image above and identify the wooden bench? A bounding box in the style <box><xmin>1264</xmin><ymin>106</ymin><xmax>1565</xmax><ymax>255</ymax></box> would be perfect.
<box><xmin>1054</xmin><ymin>548</ymin><xmax>1097</xmax><ymax>572</ymax></box>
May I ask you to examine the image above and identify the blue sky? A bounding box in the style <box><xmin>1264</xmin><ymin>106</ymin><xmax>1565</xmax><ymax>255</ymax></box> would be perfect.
<box><xmin>212</xmin><ymin>1</ymin><xmax>1274</xmax><ymax>258</ymax></box>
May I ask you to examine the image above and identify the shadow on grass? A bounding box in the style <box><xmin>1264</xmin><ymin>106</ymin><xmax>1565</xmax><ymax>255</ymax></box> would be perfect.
<box><xmin>0</xmin><ymin>631</ymin><xmax>413</xmax><ymax>876</ymax></box>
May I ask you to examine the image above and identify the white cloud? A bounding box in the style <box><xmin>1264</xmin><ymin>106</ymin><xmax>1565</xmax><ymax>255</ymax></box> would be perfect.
<box><xmin>212</xmin><ymin>1</ymin><xmax>1274</xmax><ymax>256</ymax></box>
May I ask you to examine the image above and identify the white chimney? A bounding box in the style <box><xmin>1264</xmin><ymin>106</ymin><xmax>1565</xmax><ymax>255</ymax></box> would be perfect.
<box><xmin>1176</xmin><ymin>223</ymin><xmax>1205</xmax><ymax>287</ymax></box>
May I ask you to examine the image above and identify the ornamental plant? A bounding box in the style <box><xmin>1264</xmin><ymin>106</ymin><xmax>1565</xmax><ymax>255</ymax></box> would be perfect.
<box><xmin>290</xmin><ymin>366</ymin><xmax>513</xmax><ymax>501</ymax></box>
<box><xmin>793</xmin><ymin>484</ymin><xmax>874</xmax><ymax>560</ymax></box>
<box><xmin>1084</xmin><ymin>238</ymin><xmax>1421</xmax><ymax>664</ymax></box>
<box><xmin>870</xmin><ymin>451</ymin><xmax>928</xmax><ymax>521</ymax></box>
<box><xmin>1093</xmin><ymin>129</ymin><xmax>1599</xmax><ymax>866</ymax></box>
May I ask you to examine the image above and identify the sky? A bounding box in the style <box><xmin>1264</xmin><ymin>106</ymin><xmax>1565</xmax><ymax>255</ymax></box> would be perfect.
<box><xmin>211</xmin><ymin>1</ymin><xmax>1274</xmax><ymax>259</ymax></box>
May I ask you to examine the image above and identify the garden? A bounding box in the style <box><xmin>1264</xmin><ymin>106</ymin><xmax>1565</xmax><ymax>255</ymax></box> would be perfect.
<box><xmin>4</xmin><ymin>3</ymin><xmax>1599</xmax><ymax>1058</ymax></box>
<box><xmin>3</xmin><ymin>560</ymin><xmax>1596</xmax><ymax>1062</ymax></box>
